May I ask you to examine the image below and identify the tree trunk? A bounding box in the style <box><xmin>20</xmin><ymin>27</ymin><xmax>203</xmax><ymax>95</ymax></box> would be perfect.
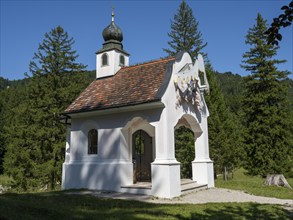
<box><xmin>265</xmin><ymin>174</ymin><xmax>292</xmax><ymax>189</ymax></box>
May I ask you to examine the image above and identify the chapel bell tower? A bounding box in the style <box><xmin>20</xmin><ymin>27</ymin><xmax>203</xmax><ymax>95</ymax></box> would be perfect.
<box><xmin>96</xmin><ymin>9</ymin><xmax>130</xmax><ymax>78</ymax></box>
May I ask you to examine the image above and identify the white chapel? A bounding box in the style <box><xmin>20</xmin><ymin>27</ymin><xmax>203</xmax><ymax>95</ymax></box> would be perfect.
<box><xmin>61</xmin><ymin>11</ymin><xmax>214</xmax><ymax>199</ymax></box>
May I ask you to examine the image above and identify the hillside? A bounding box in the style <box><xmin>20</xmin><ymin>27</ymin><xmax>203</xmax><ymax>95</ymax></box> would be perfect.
<box><xmin>214</xmin><ymin>72</ymin><xmax>293</xmax><ymax>111</ymax></box>
<box><xmin>0</xmin><ymin>70</ymin><xmax>96</xmax><ymax>174</ymax></box>
<box><xmin>0</xmin><ymin>71</ymin><xmax>95</xmax><ymax>91</ymax></box>
<box><xmin>1</xmin><ymin>71</ymin><xmax>292</xmax><ymax>110</ymax></box>
<box><xmin>1</xmin><ymin>70</ymin><xmax>292</xmax><ymax>179</ymax></box>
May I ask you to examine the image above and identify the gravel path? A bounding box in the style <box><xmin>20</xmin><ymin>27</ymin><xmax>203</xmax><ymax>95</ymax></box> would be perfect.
<box><xmin>71</xmin><ymin>187</ymin><xmax>293</xmax><ymax>208</ymax></box>
<box><xmin>151</xmin><ymin>188</ymin><xmax>293</xmax><ymax>206</ymax></box>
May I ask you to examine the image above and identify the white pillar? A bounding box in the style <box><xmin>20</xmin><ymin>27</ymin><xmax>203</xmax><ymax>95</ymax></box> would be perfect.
<box><xmin>62</xmin><ymin>126</ymin><xmax>71</xmax><ymax>190</ymax></box>
<box><xmin>151</xmin><ymin>110</ymin><xmax>181</xmax><ymax>198</ymax></box>
<box><xmin>192</xmin><ymin>117</ymin><xmax>214</xmax><ymax>187</ymax></box>
<box><xmin>65</xmin><ymin>126</ymin><xmax>71</xmax><ymax>162</ymax></box>
<box><xmin>194</xmin><ymin>117</ymin><xmax>210</xmax><ymax>160</ymax></box>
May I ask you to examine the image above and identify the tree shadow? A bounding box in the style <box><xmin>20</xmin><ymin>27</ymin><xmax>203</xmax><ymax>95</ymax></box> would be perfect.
<box><xmin>0</xmin><ymin>189</ymin><xmax>291</xmax><ymax>220</ymax></box>
<box><xmin>69</xmin><ymin>198</ymin><xmax>292</xmax><ymax>220</ymax></box>
<box><xmin>186</xmin><ymin>203</ymin><xmax>292</xmax><ymax>220</ymax></box>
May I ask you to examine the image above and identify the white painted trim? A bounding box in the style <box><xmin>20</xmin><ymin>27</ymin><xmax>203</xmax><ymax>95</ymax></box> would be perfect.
<box><xmin>152</xmin><ymin>159</ymin><xmax>180</xmax><ymax>165</ymax></box>
<box><xmin>193</xmin><ymin>159</ymin><xmax>213</xmax><ymax>163</ymax></box>
<box><xmin>67</xmin><ymin>102</ymin><xmax>165</xmax><ymax>118</ymax></box>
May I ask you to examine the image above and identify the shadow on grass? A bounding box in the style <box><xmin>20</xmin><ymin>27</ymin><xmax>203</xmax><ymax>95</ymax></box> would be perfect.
<box><xmin>0</xmin><ymin>192</ymin><xmax>291</xmax><ymax>220</ymax></box>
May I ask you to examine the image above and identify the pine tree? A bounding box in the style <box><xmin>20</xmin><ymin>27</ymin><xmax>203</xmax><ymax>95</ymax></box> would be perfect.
<box><xmin>175</xmin><ymin>127</ymin><xmax>194</xmax><ymax>178</ymax></box>
<box><xmin>205</xmin><ymin>64</ymin><xmax>244</xmax><ymax>178</ymax></box>
<box><xmin>0</xmin><ymin>91</ymin><xmax>5</xmax><ymax>174</ymax></box>
<box><xmin>0</xmin><ymin>82</ymin><xmax>29</xmax><ymax>176</ymax></box>
<box><xmin>163</xmin><ymin>0</ymin><xmax>207</xmax><ymax>60</ymax></box>
<box><xmin>165</xmin><ymin>1</ymin><xmax>244</xmax><ymax>178</ymax></box>
<box><xmin>164</xmin><ymin>0</ymin><xmax>207</xmax><ymax>177</ymax></box>
<box><xmin>3</xmin><ymin>26</ymin><xmax>88</xmax><ymax>190</ymax></box>
<box><xmin>241</xmin><ymin>13</ymin><xmax>293</xmax><ymax>177</ymax></box>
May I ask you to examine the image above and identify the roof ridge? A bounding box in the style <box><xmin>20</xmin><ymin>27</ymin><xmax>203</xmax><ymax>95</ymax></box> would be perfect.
<box><xmin>122</xmin><ymin>56</ymin><xmax>174</xmax><ymax>70</ymax></box>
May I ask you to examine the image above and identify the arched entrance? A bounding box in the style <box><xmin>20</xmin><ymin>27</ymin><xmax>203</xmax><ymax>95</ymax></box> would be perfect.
<box><xmin>174</xmin><ymin>114</ymin><xmax>203</xmax><ymax>180</ymax></box>
<box><xmin>132</xmin><ymin>130</ymin><xmax>153</xmax><ymax>183</ymax></box>
<box><xmin>175</xmin><ymin>126</ymin><xmax>195</xmax><ymax>179</ymax></box>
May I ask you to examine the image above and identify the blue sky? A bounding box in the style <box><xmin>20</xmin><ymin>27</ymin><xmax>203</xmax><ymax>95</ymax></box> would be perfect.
<box><xmin>1</xmin><ymin>0</ymin><xmax>292</xmax><ymax>80</ymax></box>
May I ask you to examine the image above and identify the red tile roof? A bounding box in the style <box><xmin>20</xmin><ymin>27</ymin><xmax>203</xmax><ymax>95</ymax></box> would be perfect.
<box><xmin>64</xmin><ymin>57</ymin><xmax>175</xmax><ymax>114</ymax></box>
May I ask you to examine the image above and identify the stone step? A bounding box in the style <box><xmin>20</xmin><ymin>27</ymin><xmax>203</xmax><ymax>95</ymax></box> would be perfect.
<box><xmin>121</xmin><ymin>182</ymin><xmax>151</xmax><ymax>189</ymax></box>
<box><xmin>120</xmin><ymin>182</ymin><xmax>152</xmax><ymax>195</ymax></box>
<box><xmin>181</xmin><ymin>180</ymin><xmax>207</xmax><ymax>192</ymax></box>
<box><xmin>181</xmin><ymin>179</ymin><xmax>195</xmax><ymax>185</ymax></box>
<box><xmin>120</xmin><ymin>186</ymin><xmax>152</xmax><ymax>195</ymax></box>
<box><xmin>120</xmin><ymin>180</ymin><xmax>207</xmax><ymax>195</ymax></box>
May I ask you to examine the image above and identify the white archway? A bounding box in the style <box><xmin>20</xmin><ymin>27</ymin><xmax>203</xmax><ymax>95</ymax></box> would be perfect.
<box><xmin>175</xmin><ymin>114</ymin><xmax>203</xmax><ymax>138</ymax></box>
<box><xmin>121</xmin><ymin>116</ymin><xmax>155</xmax><ymax>184</ymax></box>
<box><xmin>174</xmin><ymin>114</ymin><xmax>204</xmax><ymax>180</ymax></box>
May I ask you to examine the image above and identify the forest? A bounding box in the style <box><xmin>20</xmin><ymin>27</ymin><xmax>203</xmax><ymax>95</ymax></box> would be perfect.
<box><xmin>1</xmin><ymin>69</ymin><xmax>292</xmax><ymax>189</ymax></box>
<box><xmin>0</xmin><ymin>0</ymin><xmax>292</xmax><ymax>191</ymax></box>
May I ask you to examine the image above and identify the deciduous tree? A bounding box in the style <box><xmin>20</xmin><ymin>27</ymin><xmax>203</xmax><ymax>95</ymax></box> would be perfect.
<box><xmin>265</xmin><ymin>0</ymin><xmax>293</xmax><ymax>45</ymax></box>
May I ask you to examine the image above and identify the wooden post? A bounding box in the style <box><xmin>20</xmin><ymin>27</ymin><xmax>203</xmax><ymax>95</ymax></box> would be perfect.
<box><xmin>223</xmin><ymin>166</ymin><xmax>228</xmax><ymax>181</ymax></box>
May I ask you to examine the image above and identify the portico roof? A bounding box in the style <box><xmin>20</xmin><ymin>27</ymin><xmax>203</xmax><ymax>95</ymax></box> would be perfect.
<box><xmin>64</xmin><ymin>57</ymin><xmax>175</xmax><ymax>114</ymax></box>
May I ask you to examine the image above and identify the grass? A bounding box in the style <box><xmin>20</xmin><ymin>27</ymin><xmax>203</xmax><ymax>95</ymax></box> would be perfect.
<box><xmin>0</xmin><ymin>171</ymin><xmax>292</xmax><ymax>219</ymax></box>
<box><xmin>0</xmin><ymin>175</ymin><xmax>14</xmax><ymax>187</ymax></box>
<box><xmin>215</xmin><ymin>168</ymin><xmax>293</xmax><ymax>200</ymax></box>
<box><xmin>0</xmin><ymin>191</ymin><xmax>291</xmax><ymax>220</ymax></box>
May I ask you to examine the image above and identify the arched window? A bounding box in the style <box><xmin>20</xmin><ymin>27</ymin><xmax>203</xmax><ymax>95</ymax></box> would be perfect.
<box><xmin>88</xmin><ymin>129</ymin><xmax>98</xmax><ymax>154</ymax></box>
<box><xmin>101</xmin><ymin>53</ymin><xmax>108</xmax><ymax>66</ymax></box>
<box><xmin>119</xmin><ymin>55</ymin><xmax>125</xmax><ymax>66</ymax></box>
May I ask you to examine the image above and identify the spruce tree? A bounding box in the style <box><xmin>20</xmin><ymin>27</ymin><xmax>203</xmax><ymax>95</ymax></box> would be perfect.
<box><xmin>0</xmin><ymin>91</ymin><xmax>5</xmax><ymax>173</ymax></box>
<box><xmin>205</xmin><ymin>64</ymin><xmax>244</xmax><ymax>177</ymax></box>
<box><xmin>164</xmin><ymin>0</ymin><xmax>207</xmax><ymax>178</ymax></box>
<box><xmin>165</xmin><ymin>1</ymin><xmax>243</xmax><ymax>178</ymax></box>
<box><xmin>4</xmin><ymin>26</ymin><xmax>88</xmax><ymax>190</ymax></box>
<box><xmin>175</xmin><ymin>127</ymin><xmax>194</xmax><ymax>178</ymax></box>
<box><xmin>241</xmin><ymin>13</ymin><xmax>293</xmax><ymax>176</ymax></box>
<box><xmin>0</xmin><ymin>82</ymin><xmax>29</xmax><ymax>176</ymax></box>
<box><xmin>163</xmin><ymin>0</ymin><xmax>207</xmax><ymax>60</ymax></box>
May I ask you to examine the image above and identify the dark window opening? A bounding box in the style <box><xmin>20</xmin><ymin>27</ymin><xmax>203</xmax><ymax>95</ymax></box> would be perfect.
<box><xmin>119</xmin><ymin>55</ymin><xmax>125</xmax><ymax>66</ymax></box>
<box><xmin>88</xmin><ymin>129</ymin><xmax>98</xmax><ymax>154</ymax></box>
<box><xmin>102</xmin><ymin>53</ymin><xmax>108</xmax><ymax>66</ymax></box>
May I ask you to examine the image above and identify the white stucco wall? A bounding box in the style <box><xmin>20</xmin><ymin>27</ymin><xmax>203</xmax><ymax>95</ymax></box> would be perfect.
<box><xmin>62</xmin><ymin>52</ymin><xmax>214</xmax><ymax>197</ymax></box>
<box><xmin>62</xmin><ymin>108</ymin><xmax>163</xmax><ymax>191</ymax></box>
<box><xmin>151</xmin><ymin>52</ymin><xmax>214</xmax><ymax>197</ymax></box>
<box><xmin>96</xmin><ymin>50</ymin><xmax>129</xmax><ymax>78</ymax></box>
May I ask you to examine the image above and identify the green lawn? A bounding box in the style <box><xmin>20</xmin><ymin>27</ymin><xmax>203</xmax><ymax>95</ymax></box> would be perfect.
<box><xmin>0</xmin><ymin>192</ymin><xmax>291</xmax><ymax>220</ymax></box>
<box><xmin>0</xmin><ymin>174</ymin><xmax>14</xmax><ymax>187</ymax></box>
<box><xmin>0</xmin><ymin>170</ymin><xmax>292</xmax><ymax>219</ymax></box>
<box><xmin>215</xmin><ymin>168</ymin><xmax>293</xmax><ymax>200</ymax></box>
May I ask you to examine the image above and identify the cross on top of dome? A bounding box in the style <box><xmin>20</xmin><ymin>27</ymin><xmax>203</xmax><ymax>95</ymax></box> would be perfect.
<box><xmin>102</xmin><ymin>7</ymin><xmax>123</xmax><ymax>43</ymax></box>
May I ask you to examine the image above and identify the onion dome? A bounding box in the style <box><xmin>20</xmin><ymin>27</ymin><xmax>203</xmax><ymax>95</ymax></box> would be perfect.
<box><xmin>96</xmin><ymin>8</ymin><xmax>129</xmax><ymax>55</ymax></box>
<box><xmin>102</xmin><ymin>10</ymin><xmax>123</xmax><ymax>42</ymax></box>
